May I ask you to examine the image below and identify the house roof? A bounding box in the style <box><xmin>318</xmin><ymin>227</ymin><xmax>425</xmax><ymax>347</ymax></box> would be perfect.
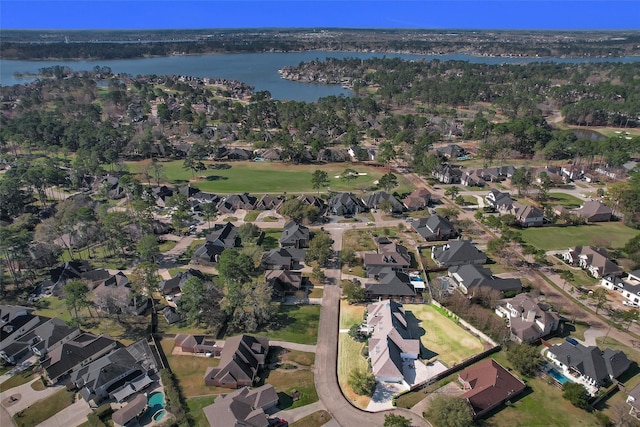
<box><xmin>205</xmin><ymin>222</ymin><xmax>239</xmax><ymax>248</ymax></box>
<box><xmin>411</xmin><ymin>215</ymin><xmax>456</xmax><ymax>240</ymax></box>
<box><xmin>265</xmin><ymin>270</ymin><xmax>302</xmax><ymax>294</ymax></box>
<box><xmin>575</xmin><ymin>200</ymin><xmax>613</xmax><ymax>220</ymax></box>
<box><xmin>570</xmin><ymin>246</ymin><xmax>622</xmax><ymax>277</ymax></box>
<box><xmin>279</xmin><ymin>220</ymin><xmax>309</xmax><ymax>246</ymax></box>
<box><xmin>203</xmin><ymin>384</ymin><xmax>276</xmax><ymax>427</ymax></box>
<box><xmin>42</xmin><ymin>333</ymin><xmax>119</xmax><ymax>382</ymax></box>
<box><xmin>459</xmin><ymin>359</ymin><xmax>526</xmax><ymax>417</ymax></box>
<box><xmin>548</xmin><ymin>341</ymin><xmax>631</xmax><ymax>385</ymax></box>
<box><xmin>328</xmin><ymin>192</ymin><xmax>365</xmax><ymax>212</ymax></box>
<box><xmin>361</xmin><ymin>191</ymin><xmax>404</xmax><ymax>212</ymax></box>
<box><xmin>159</xmin><ymin>269</ymin><xmax>206</xmax><ymax>294</ymax></box>
<box><xmin>365</xmin><ymin>269</ymin><xmax>416</xmax><ymax>297</ymax></box>
<box><xmin>449</xmin><ymin>264</ymin><xmax>522</xmax><ymax>294</ymax></box>
<box><xmin>204</xmin><ymin>335</ymin><xmax>269</xmax><ymax>387</ymax></box>
<box><xmin>111</xmin><ymin>393</ymin><xmax>147</xmax><ymax>426</ymax></box>
<box><xmin>402</xmin><ymin>188</ymin><xmax>431</xmax><ymax>210</ymax></box>
<box><xmin>2</xmin><ymin>317</ymin><xmax>79</xmax><ymax>359</ymax></box>
<box><xmin>432</xmin><ymin>241</ymin><xmax>487</xmax><ymax>266</ymax></box>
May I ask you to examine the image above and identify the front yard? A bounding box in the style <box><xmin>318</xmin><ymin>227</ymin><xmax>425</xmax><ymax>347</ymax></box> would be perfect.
<box><xmin>13</xmin><ymin>389</ymin><xmax>75</xmax><ymax>427</ymax></box>
<box><xmin>520</xmin><ymin>222</ymin><xmax>639</xmax><ymax>251</ymax></box>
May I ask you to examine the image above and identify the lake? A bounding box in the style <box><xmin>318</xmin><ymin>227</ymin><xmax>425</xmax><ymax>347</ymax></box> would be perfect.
<box><xmin>2</xmin><ymin>51</ymin><xmax>639</xmax><ymax>102</ymax></box>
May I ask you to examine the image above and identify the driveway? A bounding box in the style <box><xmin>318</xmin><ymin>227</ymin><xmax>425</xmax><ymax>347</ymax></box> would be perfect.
<box><xmin>0</xmin><ymin>379</ymin><xmax>63</xmax><ymax>417</ymax></box>
<box><xmin>35</xmin><ymin>399</ymin><xmax>91</xmax><ymax>427</ymax></box>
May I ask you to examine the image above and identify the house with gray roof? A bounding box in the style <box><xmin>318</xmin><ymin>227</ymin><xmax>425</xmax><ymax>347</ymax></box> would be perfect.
<box><xmin>328</xmin><ymin>192</ymin><xmax>367</xmax><ymax>216</ymax></box>
<box><xmin>204</xmin><ymin>335</ymin><xmax>269</xmax><ymax>389</ymax></box>
<box><xmin>42</xmin><ymin>333</ymin><xmax>120</xmax><ymax>385</ymax></box>
<box><xmin>255</xmin><ymin>194</ymin><xmax>285</xmax><ymax>211</ymax></box>
<box><xmin>562</xmin><ymin>246</ymin><xmax>622</xmax><ymax>278</ymax></box>
<box><xmin>361</xmin><ymin>191</ymin><xmax>405</xmax><ymax>213</ymax></box>
<box><xmin>0</xmin><ymin>317</ymin><xmax>80</xmax><ymax>364</ymax></box>
<box><xmin>512</xmin><ymin>204</ymin><xmax>544</xmax><ymax>227</ymax></box>
<box><xmin>70</xmin><ymin>339</ymin><xmax>157</xmax><ymax>406</ymax></box>
<box><xmin>158</xmin><ymin>268</ymin><xmax>206</xmax><ymax>295</ymax></box>
<box><xmin>194</xmin><ymin>223</ymin><xmax>240</xmax><ymax>265</ymax></box>
<box><xmin>574</xmin><ymin>200</ymin><xmax>613</xmax><ymax>222</ymax></box>
<box><xmin>485</xmin><ymin>190</ymin><xmax>514</xmax><ymax>213</ymax></box>
<box><xmin>495</xmin><ymin>293</ymin><xmax>561</xmax><ymax>343</ymax></box>
<box><xmin>279</xmin><ymin>220</ymin><xmax>309</xmax><ymax>249</ymax></box>
<box><xmin>411</xmin><ymin>215</ymin><xmax>458</xmax><ymax>241</ymax></box>
<box><xmin>437</xmin><ymin>144</ymin><xmax>467</xmax><ymax>159</ymax></box>
<box><xmin>0</xmin><ymin>311</ymin><xmax>47</xmax><ymax>355</ymax></box>
<box><xmin>261</xmin><ymin>247</ymin><xmax>305</xmax><ymax>270</ymax></box>
<box><xmin>265</xmin><ymin>269</ymin><xmax>303</xmax><ymax>298</ymax></box>
<box><xmin>365</xmin><ymin>269</ymin><xmax>417</xmax><ymax>300</ymax></box>
<box><xmin>433</xmin><ymin>165</ymin><xmax>462</xmax><ymax>184</ymax></box>
<box><xmin>364</xmin><ymin>300</ymin><xmax>420</xmax><ymax>383</ymax></box>
<box><xmin>626</xmin><ymin>384</ymin><xmax>640</xmax><ymax>419</ymax></box>
<box><xmin>601</xmin><ymin>269</ymin><xmax>640</xmax><ymax>306</ymax></box>
<box><xmin>217</xmin><ymin>193</ymin><xmax>257</xmax><ymax>213</ymax></box>
<box><xmin>364</xmin><ymin>238</ymin><xmax>411</xmax><ymax>277</ymax></box>
<box><xmin>547</xmin><ymin>340</ymin><xmax>631</xmax><ymax>395</ymax></box>
<box><xmin>448</xmin><ymin>264</ymin><xmax>522</xmax><ymax>296</ymax></box>
<box><xmin>432</xmin><ymin>240</ymin><xmax>487</xmax><ymax>267</ymax></box>
<box><xmin>203</xmin><ymin>384</ymin><xmax>278</xmax><ymax>427</ymax></box>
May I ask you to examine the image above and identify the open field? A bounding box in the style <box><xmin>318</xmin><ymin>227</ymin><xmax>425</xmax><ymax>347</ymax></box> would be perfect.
<box><xmin>337</xmin><ymin>333</ymin><xmax>371</xmax><ymax>409</ymax></box>
<box><xmin>13</xmin><ymin>389</ymin><xmax>75</xmax><ymax>427</ymax></box>
<box><xmin>252</xmin><ymin>305</ymin><xmax>320</xmax><ymax>345</ymax></box>
<box><xmin>339</xmin><ymin>300</ymin><xmax>366</xmax><ymax>330</ymax></box>
<box><xmin>127</xmin><ymin>160</ymin><xmax>413</xmax><ymax>194</ymax></box>
<box><xmin>403</xmin><ymin>304</ymin><xmax>485</xmax><ymax>366</ymax></box>
<box><xmin>160</xmin><ymin>338</ymin><xmax>222</xmax><ymax>397</ymax></box>
<box><xmin>520</xmin><ymin>222</ymin><xmax>640</xmax><ymax>251</ymax></box>
<box><xmin>546</xmin><ymin>192</ymin><xmax>585</xmax><ymax>209</ymax></box>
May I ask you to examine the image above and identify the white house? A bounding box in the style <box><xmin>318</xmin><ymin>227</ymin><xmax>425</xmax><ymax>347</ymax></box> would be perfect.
<box><xmin>601</xmin><ymin>270</ymin><xmax>640</xmax><ymax>305</ymax></box>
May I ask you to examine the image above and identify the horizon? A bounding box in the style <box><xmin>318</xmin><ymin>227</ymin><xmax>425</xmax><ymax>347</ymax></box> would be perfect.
<box><xmin>2</xmin><ymin>1</ymin><xmax>640</xmax><ymax>31</ymax></box>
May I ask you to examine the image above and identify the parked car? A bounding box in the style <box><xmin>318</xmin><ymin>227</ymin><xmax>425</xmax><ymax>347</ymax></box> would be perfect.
<box><xmin>623</xmin><ymin>301</ymin><xmax>639</xmax><ymax>308</ymax></box>
<box><xmin>269</xmin><ymin>419</ymin><xmax>288</xmax><ymax>427</ymax></box>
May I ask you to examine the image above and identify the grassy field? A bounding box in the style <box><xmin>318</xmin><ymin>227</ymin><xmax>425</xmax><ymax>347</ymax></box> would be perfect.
<box><xmin>13</xmin><ymin>389</ymin><xmax>75</xmax><ymax>427</ymax></box>
<box><xmin>342</xmin><ymin>229</ymin><xmax>378</xmax><ymax>252</ymax></box>
<box><xmin>160</xmin><ymin>338</ymin><xmax>223</xmax><ymax>397</ymax></box>
<box><xmin>337</xmin><ymin>333</ymin><xmax>371</xmax><ymax>409</ymax></box>
<box><xmin>186</xmin><ymin>395</ymin><xmax>217</xmax><ymax>426</ymax></box>
<box><xmin>520</xmin><ymin>222</ymin><xmax>640</xmax><ymax>251</ymax></box>
<box><xmin>307</xmin><ymin>286</ymin><xmax>323</xmax><ymax>298</ymax></box>
<box><xmin>546</xmin><ymin>192</ymin><xmax>585</xmax><ymax>209</ymax></box>
<box><xmin>339</xmin><ymin>301</ymin><xmax>366</xmax><ymax>330</ymax></box>
<box><xmin>403</xmin><ymin>304</ymin><xmax>485</xmax><ymax>366</ymax></box>
<box><xmin>128</xmin><ymin>160</ymin><xmax>413</xmax><ymax>194</ymax></box>
<box><xmin>290</xmin><ymin>410</ymin><xmax>332</xmax><ymax>427</ymax></box>
<box><xmin>251</xmin><ymin>305</ymin><xmax>320</xmax><ymax>345</ymax></box>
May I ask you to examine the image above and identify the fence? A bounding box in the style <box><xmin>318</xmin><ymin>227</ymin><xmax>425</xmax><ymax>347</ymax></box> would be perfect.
<box><xmin>430</xmin><ymin>300</ymin><xmax>499</xmax><ymax>347</ymax></box>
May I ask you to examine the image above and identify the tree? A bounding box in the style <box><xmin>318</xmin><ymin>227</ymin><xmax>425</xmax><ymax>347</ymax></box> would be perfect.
<box><xmin>217</xmin><ymin>249</ymin><xmax>255</xmax><ymax>285</ymax></box>
<box><xmin>339</xmin><ymin>248</ymin><xmax>358</xmax><ymax>267</ymax></box>
<box><xmin>341</xmin><ymin>168</ymin><xmax>359</xmax><ymax>189</ymax></box>
<box><xmin>445</xmin><ymin>186</ymin><xmax>461</xmax><ymax>199</ymax></box>
<box><xmin>348</xmin><ymin>324</ymin><xmax>367</xmax><ymax>342</ymax></box>
<box><xmin>559</xmin><ymin>270</ymin><xmax>574</xmax><ymax>290</ymax></box>
<box><xmin>311</xmin><ymin>170</ymin><xmax>330</xmax><ymax>195</ymax></box>
<box><xmin>343</xmin><ymin>280</ymin><xmax>365</xmax><ymax>304</ymax></box>
<box><xmin>378</xmin><ymin>172</ymin><xmax>398</xmax><ymax>192</ymax></box>
<box><xmin>511</xmin><ymin>167</ymin><xmax>533</xmax><ymax>197</ymax></box>
<box><xmin>590</xmin><ymin>288</ymin><xmax>609</xmax><ymax>314</ymax></box>
<box><xmin>377</xmin><ymin>141</ymin><xmax>397</xmax><ymax>172</ymax></box>
<box><xmin>64</xmin><ymin>280</ymin><xmax>92</xmax><ymax>322</ymax></box>
<box><xmin>311</xmin><ymin>264</ymin><xmax>326</xmax><ymax>283</ymax></box>
<box><xmin>136</xmin><ymin>235</ymin><xmax>160</xmax><ymax>262</ymax></box>
<box><xmin>177</xmin><ymin>277</ymin><xmax>207</xmax><ymax>325</ymax></box>
<box><xmin>348</xmin><ymin>367</ymin><xmax>376</xmax><ymax>396</ymax></box>
<box><xmin>306</xmin><ymin>231</ymin><xmax>333</xmax><ymax>267</ymax></box>
<box><xmin>129</xmin><ymin>262</ymin><xmax>160</xmax><ymax>306</ymax></box>
<box><xmin>424</xmin><ymin>395</ymin><xmax>474</xmax><ymax>427</ymax></box>
<box><xmin>506</xmin><ymin>343</ymin><xmax>542</xmax><ymax>377</ymax></box>
<box><xmin>562</xmin><ymin>382</ymin><xmax>590</xmax><ymax>409</ymax></box>
<box><xmin>237</xmin><ymin>223</ymin><xmax>262</xmax><ymax>245</ymax></box>
<box><xmin>384</xmin><ymin>414</ymin><xmax>412</xmax><ymax>427</ymax></box>
<box><xmin>201</xmin><ymin>202</ymin><xmax>218</xmax><ymax>229</ymax></box>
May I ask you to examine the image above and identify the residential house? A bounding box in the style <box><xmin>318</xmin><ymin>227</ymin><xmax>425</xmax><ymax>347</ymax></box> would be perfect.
<box><xmin>495</xmin><ymin>293</ymin><xmax>561</xmax><ymax>343</ymax></box>
<box><xmin>512</xmin><ymin>204</ymin><xmax>544</xmax><ymax>227</ymax></box>
<box><xmin>163</xmin><ymin>307</ymin><xmax>181</xmax><ymax>325</ymax></box>
<box><xmin>458</xmin><ymin>359</ymin><xmax>526</xmax><ymax>418</ymax></box>
<box><xmin>111</xmin><ymin>393</ymin><xmax>147</xmax><ymax>427</ymax></box>
<box><xmin>93</xmin><ymin>272</ymin><xmax>148</xmax><ymax>316</ymax></box>
<box><xmin>437</xmin><ymin>144</ymin><xmax>467</xmax><ymax>159</ymax></box>
<box><xmin>151</xmin><ymin>185</ymin><xmax>174</xmax><ymax>208</ymax></box>
<box><xmin>461</xmin><ymin>169</ymin><xmax>487</xmax><ymax>187</ymax></box>
<box><xmin>574</xmin><ymin>200</ymin><xmax>613</xmax><ymax>223</ymax></box>
<box><xmin>41</xmin><ymin>333</ymin><xmax>119</xmax><ymax>385</ymax></box>
<box><xmin>0</xmin><ymin>311</ymin><xmax>47</xmax><ymax>354</ymax></box>
<box><xmin>601</xmin><ymin>270</ymin><xmax>640</xmax><ymax>305</ymax></box>
<box><xmin>203</xmin><ymin>384</ymin><xmax>278</xmax><ymax>427</ymax></box>
<box><xmin>265</xmin><ymin>270</ymin><xmax>303</xmax><ymax>297</ymax></box>
<box><xmin>327</xmin><ymin>192</ymin><xmax>367</xmax><ymax>216</ymax></box>
<box><xmin>432</xmin><ymin>240</ymin><xmax>487</xmax><ymax>267</ymax></box>
<box><xmin>158</xmin><ymin>269</ymin><xmax>206</xmax><ymax>296</ymax></box>
<box><xmin>261</xmin><ymin>247</ymin><xmax>305</xmax><ymax>270</ymax></box>
<box><xmin>626</xmin><ymin>384</ymin><xmax>640</xmax><ymax>419</ymax></box>
<box><xmin>348</xmin><ymin>145</ymin><xmax>376</xmax><ymax>161</ymax></box>
<box><xmin>402</xmin><ymin>188</ymin><xmax>431</xmax><ymax>211</ymax></box>
<box><xmin>296</xmin><ymin>194</ymin><xmax>326</xmax><ymax>212</ymax></box>
<box><xmin>174</xmin><ymin>334</ymin><xmax>221</xmax><ymax>356</ymax></box>
<box><xmin>0</xmin><ymin>317</ymin><xmax>80</xmax><ymax>364</ymax></box>
<box><xmin>411</xmin><ymin>215</ymin><xmax>458</xmax><ymax>241</ymax></box>
<box><xmin>279</xmin><ymin>220</ymin><xmax>309</xmax><ymax>249</ymax></box>
<box><xmin>433</xmin><ymin>165</ymin><xmax>462</xmax><ymax>184</ymax></box>
<box><xmin>203</xmin><ymin>335</ymin><xmax>269</xmax><ymax>388</ymax></box>
<box><xmin>485</xmin><ymin>190</ymin><xmax>514</xmax><ymax>213</ymax></box>
<box><xmin>217</xmin><ymin>193</ymin><xmax>257</xmax><ymax>213</ymax></box>
<box><xmin>255</xmin><ymin>194</ymin><xmax>285</xmax><ymax>211</ymax></box>
<box><xmin>193</xmin><ymin>222</ymin><xmax>240</xmax><ymax>265</ymax></box>
<box><xmin>70</xmin><ymin>339</ymin><xmax>157</xmax><ymax>406</ymax></box>
<box><xmin>361</xmin><ymin>191</ymin><xmax>405</xmax><ymax>213</ymax></box>
<box><xmin>364</xmin><ymin>238</ymin><xmax>411</xmax><ymax>277</ymax></box>
<box><xmin>448</xmin><ymin>264</ymin><xmax>522</xmax><ymax>295</ymax></box>
<box><xmin>365</xmin><ymin>269</ymin><xmax>417</xmax><ymax>300</ymax></box>
<box><xmin>226</xmin><ymin>148</ymin><xmax>254</xmax><ymax>161</ymax></box>
<box><xmin>364</xmin><ymin>300</ymin><xmax>420</xmax><ymax>383</ymax></box>
<box><xmin>562</xmin><ymin>246</ymin><xmax>622</xmax><ymax>278</ymax></box>
<box><xmin>546</xmin><ymin>340</ymin><xmax>631</xmax><ymax>395</ymax></box>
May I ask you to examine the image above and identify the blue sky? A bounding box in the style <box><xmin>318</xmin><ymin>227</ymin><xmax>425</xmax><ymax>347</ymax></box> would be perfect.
<box><xmin>1</xmin><ymin>1</ymin><xmax>639</xmax><ymax>31</ymax></box>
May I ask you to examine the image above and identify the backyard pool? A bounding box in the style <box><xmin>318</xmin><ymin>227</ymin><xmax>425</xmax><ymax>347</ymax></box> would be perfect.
<box><xmin>547</xmin><ymin>367</ymin><xmax>570</xmax><ymax>384</ymax></box>
<box><xmin>140</xmin><ymin>392</ymin><xmax>166</xmax><ymax>424</ymax></box>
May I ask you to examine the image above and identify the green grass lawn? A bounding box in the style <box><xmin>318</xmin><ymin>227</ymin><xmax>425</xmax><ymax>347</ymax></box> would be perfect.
<box><xmin>342</xmin><ymin>229</ymin><xmax>377</xmax><ymax>252</ymax></box>
<box><xmin>243</xmin><ymin>210</ymin><xmax>260</xmax><ymax>222</ymax></box>
<box><xmin>186</xmin><ymin>395</ymin><xmax>217</xmax><ymax>426</ymax></box>
<box><xmin>339</xmin><ymin>301</ymin><xmax>365</xmax><ymax>330</ymax></box>
<box><xmin>290</xmin><ymin>410</ymin><xmax>332</xmax><ymax>427</ymax></box>
<box><xmin>160</xmin><ymin>338</ymin><xmax>223</xmax><ymax>397</ymax></box>
<box><xmin>0</xmin><ymin>367</ymin><xmax>36</xmax><ymax>392</ymax></box>
<box><xmin>263</xmin><ymin>368</ymin><xmax>318</xmax><ymax>410</ymax></box>
<box><xmin>13</xmin><ymin>389</ymin><xmax>75</xmax><ymax>427</ymax></box>
<box><xmin>546</xmin><ymin>192</ymin><xmax>585</xmax><ymax>209</ymax></box>
<box><xmin>251</xmin><ymin>305</ymin><xmax>320</xmax><ymax>345</ymax></box>
<box><xmin>128</xmin><ymin>160</ymin><xmax>413</xmax><ymax>194</ymax></box>
<box><xmin>337</xmin><ymin>333</ymin><xmax>371</xmax><ymax>409</ymax></box>
<box><xmin>307</xmin><ymin>287</ymin><xmax>323</xmax><ymax>298</ymax></box>
<box><xmin>159</xmin><ymin>240</ymin><xmax>177</xmax><ymax>252</ymax></box>
<box><xmin>403</xmin><ymin>304</ymin><xmax>485</xmax><ymax>366</ymax></box>
<box><xmin>520</xmin><ymin>222</ymin><xmax>640</xmax><ymax>251</ymax></box>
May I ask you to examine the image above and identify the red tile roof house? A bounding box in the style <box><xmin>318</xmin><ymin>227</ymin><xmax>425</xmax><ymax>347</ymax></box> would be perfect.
<box><xmin>203</xmin><ymin>335</ymin><xmax>269</xmax><ymax>388</ymax></box>
<box><xmin>174</xmin><ymin>334</ymin><xmax>221</xmax><ymax>356</ymax></box>
<box><xmin>458</xmin><ymin>359</ymin><xmax>526</xmax><ymax>418</ymax></box>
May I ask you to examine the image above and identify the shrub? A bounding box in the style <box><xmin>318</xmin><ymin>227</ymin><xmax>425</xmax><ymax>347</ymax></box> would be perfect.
<box><xmin>348</xmin><ymin>367</ymin><xmax>376</xmax><ymax>396</ymax></box>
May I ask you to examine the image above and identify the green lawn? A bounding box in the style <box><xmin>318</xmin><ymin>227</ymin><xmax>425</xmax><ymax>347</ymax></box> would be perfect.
<box><xmin>0</xmin><ymin>367</ymin><xmax>36</xmax><ymax>392</ymax></box>
<box><xmin>403</xmin><ymin>304</ymin><xmax>485</xmax><ymax>366</ymax></box>
<box><xmin>520</xmin><ymin>222</ymin><xmax>640</xmax><ymax>251</ymax></box>
<box><xmin>342</xmin><ymin>229</ymin><xmax>378</xmax><ymax>252</ymax></box>
<box><xmin>290</xmin><ymin>410</ymin><xmax>332</xmax><ymax>427</ymax></box>
<box><xmin>160</xmin><ymin>338</ymin><xmax>223</xmax><ymax>397</ymax></box>
<box><xmin>546</xmin><ymin>192</ymin><xmax>585</xmax><ymax>209</ymax></box>
<box><xmin>186</xmin><ymin>395</ymin><xmax>217</xmax><ymax>426</ymax></box>
<box><xmin>337</xmin><ymin>333</ymin><xmax>371</xmax><ymax>409</ymax></box>
<box><xmin>339</xmin><ymin>300</ymin><xmax>365</xmax><ymax>330</ymax></box>
<box><xmin>251</xmin><ymin>305</ymin><xmax>320</xmax><ymax>345</ymax></box>
<box><xmin>13</xmin><ymin>389</ymin><xmax>75</xmax><ymax>427</ymax></box>
<box><xmin>243</xmin><ymin>210</ymin><xmax>260</xmax><ymax>222</ymax></box>
<box><xmin>128</xmin><ymin>160</ymin><xmax>413</xmax><ymax>194</ymax></box>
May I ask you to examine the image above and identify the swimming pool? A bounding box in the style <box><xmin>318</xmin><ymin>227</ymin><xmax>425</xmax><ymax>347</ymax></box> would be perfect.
<box><xmin>140</xmin><ymin>392</ymin><xmax>166</xmax><ymax>424</ymax></box>
<box><xmin>547</xmin><ymin>367</ymin><xmax>570</xmax><ymax>384</ymax></box>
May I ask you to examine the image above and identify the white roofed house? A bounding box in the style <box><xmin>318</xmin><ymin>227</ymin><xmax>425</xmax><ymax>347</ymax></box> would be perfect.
<box><xmin>364</xmin><ymin>300</ymin><xmax>420</xmax><ymax>383</ymax></box>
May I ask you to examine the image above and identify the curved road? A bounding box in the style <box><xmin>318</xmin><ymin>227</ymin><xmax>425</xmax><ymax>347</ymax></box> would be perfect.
<box><xmin>315</xmin><ymin>226</ymin><xmax>429</xmax><ymax>427</ymax></box>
